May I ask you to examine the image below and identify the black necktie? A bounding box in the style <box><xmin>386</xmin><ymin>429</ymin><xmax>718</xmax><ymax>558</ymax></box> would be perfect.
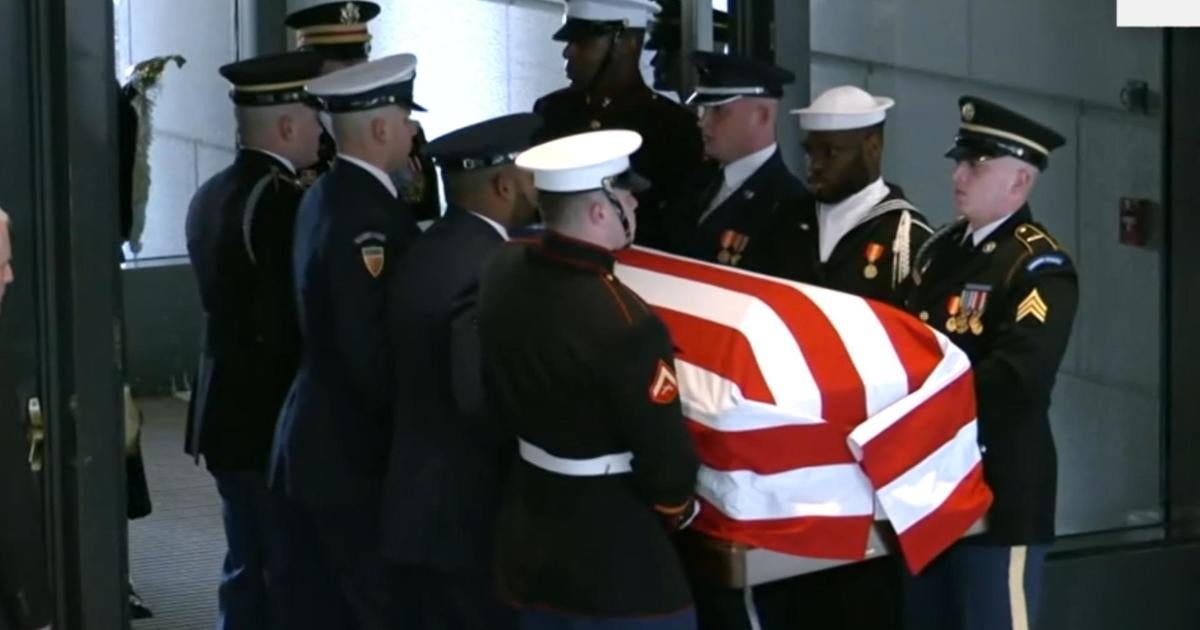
<box><xmin>695</xmin><ymin>170</ymin><xmax>726</xmax><ymax>226</ymax></box>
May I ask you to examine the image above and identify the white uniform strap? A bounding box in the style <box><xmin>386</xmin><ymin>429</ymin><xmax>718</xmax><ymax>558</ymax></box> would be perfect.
<box><xmin>241</xmin><ymin>171</ymin><xmax>276</xmax><ymax>266</ymax></box>
<box><xmin>518</xmin><ymin>439</ymin><xmax>633</xmax><ymax>476</ymax></box>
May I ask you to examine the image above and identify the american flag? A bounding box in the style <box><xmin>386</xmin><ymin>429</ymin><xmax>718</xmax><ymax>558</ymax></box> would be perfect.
<box><xmin>614</xmin><ymin>247</ymin><xmax>993</xmax><ymax>574</ymax></box>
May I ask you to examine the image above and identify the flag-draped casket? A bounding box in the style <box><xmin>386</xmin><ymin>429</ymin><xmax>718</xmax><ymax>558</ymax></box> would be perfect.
<box><xmin>613</xmin><ymin>247</ymin><xmax>993</xmax><ymax>574</ymax></box>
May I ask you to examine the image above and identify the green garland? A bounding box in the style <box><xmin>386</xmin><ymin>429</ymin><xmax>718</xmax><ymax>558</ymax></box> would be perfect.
<box><xmin>125</xmin><ymin>55</ymin><xmax>186</xmax><ymax>254</ymax></box>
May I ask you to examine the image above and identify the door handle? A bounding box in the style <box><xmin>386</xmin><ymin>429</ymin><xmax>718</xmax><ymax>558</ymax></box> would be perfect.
<box><xmin>27</xmin><ymin>397</ymin><xmax>45</xmax><ymax>472</ymax></box>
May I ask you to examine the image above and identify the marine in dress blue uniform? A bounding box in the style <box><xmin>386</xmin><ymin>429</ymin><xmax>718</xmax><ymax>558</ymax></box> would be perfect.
<box><xmin>533</xmin><ymin>0</ymin><xmax>703</xmax><ymax>249</ymax></box>
<box><xmin>269</xmin><ymin>53</ymin><xmax>423</xmax><ymax>630</ymax></box>
<box><xmin>480</xmin><ymin>131</ymin><xmax>702</xmax><ymax>630</ymax></box>
<box><xmin>379</xmin><ymin>113</ymin><xmax>543</xmax><ymax>630</ymax></box>
<box><xmin>662</xmin><ymin>52</ymin><xmax>808</xmax><ymax>276</ymax></box>
<box><xmin>183</xmin><ymin>51</ymin><xmax>324</xmax><ymax>630</ymax></box>
<box><xmin>901</xmin><ymin>97</ymin><xmax>1078</xmax><ymax>630</ymax></box>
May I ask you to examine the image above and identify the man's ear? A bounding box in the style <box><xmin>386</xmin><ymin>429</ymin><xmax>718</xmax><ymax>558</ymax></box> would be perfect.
<box><xmin>588</xmin><ymin>198</ymin><xmax>609</xmax><ymax>226</ymax></box>
<box><xmin>863</xmin><ymin>130</ymin><xmax>884</xmax><ymax>164</ymax></box>
<box><xmin>371</xmin><ymin>116</ymin><xmax>390</xmax><ymax>143</ymax></box>
<box><xmin>493</xmin><ymin>171</ymin><xmax>513</xmax><ymax>200</ymax></box>
<box><xmin>278</xmin><ymin>113</ymin><xmax>296</xmax><ymax>143</ymax></box>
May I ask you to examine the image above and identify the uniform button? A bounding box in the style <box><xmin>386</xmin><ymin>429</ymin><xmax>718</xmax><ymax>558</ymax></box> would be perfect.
<box><xmin>589</xmin><ymin>120</ymin><xmax>602</xmax><ymax>130</ymax></box>
<box><xmin>605</xmin><ymin>274</ymin><xmax>614</xmax><ymax>281</ymax></box>
<box><xmin>799</xmin><ymin>223</ymin><xmax>810</xmax><ymax>231</ymax></box>
<box><xmin>919</xmin><ymin>311</ymin><xmax>929</xmax><ymax>322</ymax></box>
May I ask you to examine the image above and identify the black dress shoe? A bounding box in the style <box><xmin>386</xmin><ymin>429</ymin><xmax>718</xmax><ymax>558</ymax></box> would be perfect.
<box><xmin>129</xmin><ymin>586</ymin><xmax>153</xmax><ymax>619</ymax></box>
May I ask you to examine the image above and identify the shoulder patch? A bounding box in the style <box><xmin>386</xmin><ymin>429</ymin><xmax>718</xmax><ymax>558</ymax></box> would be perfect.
<box><xmin>1015</xmin><ymin>223</ymin><xmax>1061</xmax><ymax>252</ymax></box>
<box><xmin>648</xmin><ymin>359</ymin><xmax>679</xmax><ymax>405</ymax></box>
<box><xmin>354</xmin><ymin>231</ymin><xmax>387</xmax><ymax>245</ymax></box>
<box><xmin>1026</xmin><ymin>253</ymin><xmax>1068</xmax><ymax>273</ymax></box>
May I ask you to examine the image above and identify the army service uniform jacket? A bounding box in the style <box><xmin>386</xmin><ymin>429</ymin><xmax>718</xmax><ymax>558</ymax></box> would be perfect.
<box><xmin>184</xmin><ymin>150</ymin><xmax>305</xmax><ymax>472</ymax></box>
<box><xmin>904</xmin><ymin>205</ymin><xmax>1078</xmax><ymax>543</ymax></box>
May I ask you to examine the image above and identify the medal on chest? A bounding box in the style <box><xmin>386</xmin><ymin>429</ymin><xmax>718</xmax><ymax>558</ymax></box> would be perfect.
<box><xmin>717</xmin><ymin>230</ymin><xmax>751</xmax><ymax>267</ymax></box>
<box><xmin>945</xmin><ymin>284</ymin><xmax>991</xmax><ymax>335</ymax></box>
<box><xmin>863</xmin><ymin>242</ymin><xmax>886</xmax><ymax>279</ymax></box>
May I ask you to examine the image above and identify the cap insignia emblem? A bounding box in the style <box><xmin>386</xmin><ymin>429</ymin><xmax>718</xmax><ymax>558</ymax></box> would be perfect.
<box><xmin>962</xmin><ymin>102</ymin><xmax>976</xmax><ymax>122</ymax></box>
<box><xmin>340</xmin><ymin>2</ymin><xmax>362</xmax><ymax>25</ymax></box>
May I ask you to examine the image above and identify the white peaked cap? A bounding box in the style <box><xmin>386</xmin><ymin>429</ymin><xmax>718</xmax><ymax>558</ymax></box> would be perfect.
<box><xmin>516</xmin><ymin>130</ymin><xmax>644</xmax><ymax>193</ymax></box>
<box><xmin>306</xmin><ymin>53</ymin><xmax>416</xmax><ymax>97</ymax></box>
<box><xmin>792</xmin><ymin>85</ymin><xmax>896</xmax><ymax>131</ymax></box>
<box><xmin>565</xmin><ymin>0</ymin><xmax>662</xmax><ymax>28</ymax></box>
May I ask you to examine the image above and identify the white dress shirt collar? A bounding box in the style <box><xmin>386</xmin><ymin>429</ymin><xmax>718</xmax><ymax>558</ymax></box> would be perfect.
<box><xmin>337</xmin><ymin>153</ymin><xmax>398</xmax><ymax>198</ymax></box>
<box><xmin>469</xmin><ymin>211</ymin><xmax>509</xmax><ymax>241</ymax></box>
<box><xmin>722</xmin><ymin>143</ymin><xmax>778</xmax><ymax>192</ymax></box>
<box><xmin>966</xmin><ymin>212</ymin><xmax>1016</xmax><ymax>246</ymax></box>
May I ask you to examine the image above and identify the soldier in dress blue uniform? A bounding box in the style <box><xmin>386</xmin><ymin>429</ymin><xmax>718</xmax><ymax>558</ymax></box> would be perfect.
<box><xmin>533</xmin><ymin>0</ymin><xmax>703</xmax><ymax>249</ymax></box>
<box><xmin>901</xmin><ymin>97</ymin><xmax>1078</xmax><ymax>630</ymax></box>
<box><xmin>183</xmin><ymin>51</ymin><xmax>324</xmax><ymax>630</ymax></box>
<box><xmin>379</xmin><ymin>113</ymin><xmax>543</xmax><ymax>630</ymax></box>
<box><xmin>663</xmin><ymin>52</ymin><xmax>807</xmax><ymax>273</ymax></box>
<box><xmin>285</xmin><ymin>0</ymin><xmax>441</xmax><ymax>222</ymax></box>
<box><xmin>269</xmin><ymin>53</ymin><xmax>423</xmax><ymax>630</ymax></box>
<box><xmin>762</xmin><ymin>86</ymin><xmax>932</xmax><ymax>307</ymax></box>
<box><xmin>479</xmin><ymin>130</ymin><xmax>702</xmax><ymax>630</ymax></box>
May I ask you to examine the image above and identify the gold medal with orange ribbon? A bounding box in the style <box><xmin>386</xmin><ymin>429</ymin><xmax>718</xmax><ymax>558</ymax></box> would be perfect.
<box><xmin>717</xmin><ymin>230</ymin><xmax>737</xmax><ymax>265</ymax></box>
<box><xmin>863</xmin><ymin>242</ymin><xmax>885</xmax><ymax>279</ymax></box>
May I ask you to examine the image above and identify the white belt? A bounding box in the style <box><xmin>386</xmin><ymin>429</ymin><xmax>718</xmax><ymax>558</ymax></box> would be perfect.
<box><xmin>518</xmin><ymin>439</ymin><xmax>634</xmax><ymax>476</ymax></box>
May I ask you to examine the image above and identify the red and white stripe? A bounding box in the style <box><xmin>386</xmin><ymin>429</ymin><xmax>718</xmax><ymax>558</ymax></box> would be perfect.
<box><xmin>614</xmin><ymin>247</ymin><xmax>992</xmax><ymax>573</ymax></box>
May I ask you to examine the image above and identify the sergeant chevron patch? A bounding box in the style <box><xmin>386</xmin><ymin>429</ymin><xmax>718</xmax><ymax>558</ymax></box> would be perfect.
<box><xmin>1016</xmin><ymin>289</ymin><xmax>1048</xmax><ymax>323</ymax></box>
<box><xmin>649</xmin><ymin>359</ymin><xmax>679</xmax><ymax>405</ymax></box>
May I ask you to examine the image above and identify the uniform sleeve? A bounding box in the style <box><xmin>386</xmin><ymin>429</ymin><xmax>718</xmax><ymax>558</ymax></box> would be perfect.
<box><xmin>447</xmin><ymin>284</ymin><xmax>485</xmax><ymax>420</ymax></box>
<box><xmin>330</xmin><ymin>222</ymin><xmax>395</xmax><ymax>423</ymax></box>
<box><xmin>598</xmin><ymin>317</ymin><xmax>701</xmax><ymax>521</ymax></box>
<box><xmin>973</xmin><ymin>260</ymin><xmax>1079</xmax><ymax>426</ymax></box>
<box><xmin>247</xmin><ymin>181</ymin><xmax>302</xmax><ymax>359</ymax></box>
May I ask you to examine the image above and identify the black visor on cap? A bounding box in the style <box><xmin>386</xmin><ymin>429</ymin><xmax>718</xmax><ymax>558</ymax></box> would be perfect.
<box><xmin>945</xmin><ymin>131</ymin><xmax>1048</xmax><ymax>171</ymax></box>
<box><xmin>605</xmin><ymin>169</ymin><xmax>650</xmax><ymax>194</ymax></box>
<box><xmin>553</xmin><ymin>17</ymin><xmax>627</xmax><ymax>42</ymax></box>
<box><xmin>425</xmin><ymin>113</ymin><xmax>543</xmax><ymax>172</ymax></box>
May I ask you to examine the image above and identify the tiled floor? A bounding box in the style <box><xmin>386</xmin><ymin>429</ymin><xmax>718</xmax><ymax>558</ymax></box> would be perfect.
<box><xmin>129</xmin><ymin>396</ymin><xmax>221</xmax><ymax>629</ymax></box>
